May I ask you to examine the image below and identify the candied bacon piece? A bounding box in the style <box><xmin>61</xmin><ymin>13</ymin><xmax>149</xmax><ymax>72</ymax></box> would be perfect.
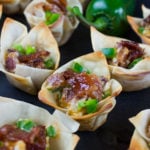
<box><xmin>64</xmin><ymin>71</ymin><xmax>102</xmax><ymax>101</ymax></box>
<box><xmin>18</xmin><ymin>50</ymin><xmax>49</xmax><ymax>63</ymax></box>
<box><xmin>18</xmin><ymin>50</ymin><xmax>50</xmax><ymax>68</ymax></box>
<box><xmin>48</xmin><ymin>69</ymin><xmax>103</xmax><ymax>105</ymax></box>
<box><xmin>5</xmin><ymin>51</ymin><xmax>19</xmax><ymax>72</ymax></box>
<box><xmin>0</xmin><ymin>124</ymin><xmax>46</xmax><ymax>150</ymax></box>
<box><xmin>116</xmin><ymin>40</ymin><xmax>144</xmax><ymax>68</ymax></box>
<box><xmin>47</xmin><ymin>72</ymin><xmax>66</xmax><ymax>88</ymax></box>
<box><xmin>46</xmin><ymin>0</ymin><xmax>67</xmax><ymax>13</ymax></box>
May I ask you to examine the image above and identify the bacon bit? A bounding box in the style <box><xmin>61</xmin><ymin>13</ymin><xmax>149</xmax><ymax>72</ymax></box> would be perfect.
<box><xmin>0</xmin><ymin>125</ymin><xmax>46</xmax><ymax>150</ymax></box>
<box><xmin>116</xmin><ymin>40</ymin><xmax>144</xmax><ymax>68</ymax></box>
<box><xmin>46</xmin><ymin>0</ymin><xmax>67</xmax><ymax>13</ymax></box>
<box><xmin>18</xmin><ymin>50</ymin><xmax>50</xmax><ymax>68</ymax></box>
<box><xmin>5</xmin><ymin>51</ymin><xmax>19</xmax><ymax>72</ymax></box>
<box><xmin>47</xmin><ymin>69</ymin><xmax>103</xmax><ymax>106</ymax></box>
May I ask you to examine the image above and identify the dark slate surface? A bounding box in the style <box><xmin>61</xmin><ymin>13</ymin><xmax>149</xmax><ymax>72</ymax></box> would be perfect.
<box><xmin>0</xmin><ymin>0</ymin><xmax>150</xmax><ymax>149</ymax></box>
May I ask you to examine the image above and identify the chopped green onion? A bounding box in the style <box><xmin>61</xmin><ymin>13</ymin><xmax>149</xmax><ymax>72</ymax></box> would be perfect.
<box><xmin>25</xmin><ymin>45</ymin><xmax>36</xmax><ymax>55</ymax></box>
<box><xmin>78</xmin><ymin>99</ymin><xmax>98</xmax><ymax>114</ymax></box>
<box><xmin>72</xmin><ymin>62</ymin><xmax>83</xmax><ymax>73</ymax></box>
<box><xmin>128</xmin><ymin>57</ymin><xmax>143</xmax><ymax>69</ymax></box>
<box><xmin>12</xmin><ymin>44</ymin><xmax>25</xmax><ymax>54</ymax></box>
<box><xmin>101</xmin><ymin>48</ymin><xmax>116</xmax><ymax>59</ymax></box>
<box><xmin>44</xmin><ymin>58</ymin><xmax>54</xmax><ymax>69</ymax></box>
<box><xmin>78</xmin><ymin>100</ymin><xmax>86</xmax><ymax>110</ymax></box>
<box><xmin>72</xmin><ymin>62</ymin><xmax>90</xmax><ymax>73</ymax></box>
<box><xmin>102</xmin><ymin>89</ymin><xmax>111</xmax><ymax>99</ymax></box>
<box><xmin>46</xmin><ymin>125</ymin><xmax>56</xmax><ymax>137</ymax></box>
<box><xmin>138</xmin><ymin>26</ymin><xmax>145</xmax><ymax>34</ymax></box>
<box><xmin>45</xmin><ymin>11</ymin><xmax>60</xmax><ymax>25</ymax></box>
<box><xmin>16</xmin><ymin>119</ymin><xmax>36</xmax><ymax>132</ymax></box>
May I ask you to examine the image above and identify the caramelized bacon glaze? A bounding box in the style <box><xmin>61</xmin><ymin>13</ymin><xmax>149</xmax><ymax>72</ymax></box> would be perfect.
<box><xmin>47</xmin><ymin>69</ymin><xmax>103</xmax><ymax>107</ymax></box>
<box><xmin>116</xmin><ymin>41</ymin><xmax>144</xmax><ymax>68</ymax></box>
<box><xmin>0</xmin><ymin>124</ymin><xmax>46</xmax><ymax>150</ymax></box>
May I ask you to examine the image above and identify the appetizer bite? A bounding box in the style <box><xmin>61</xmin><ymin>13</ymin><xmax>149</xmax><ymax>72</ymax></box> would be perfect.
<box><xmin>24</xmin><ymin>0</ymin><xmax>82</xmax><ymax>46</ymax></box>
<box><xmin>127</xmin><ymin>5</ymin><xmax>150</xmax><ymax>44</ymax></box>
<box><xmin>38</xmin><ymin>52</ymin><xmax>122</xmax><ymax>131</ymax></box>
<box><xmin>0</xmin><ymin>96</ymin><xmax>79</xmax><ymax>150</ymax></box>
<box><xmin>1</xmin><ymin>0</ymin><xmax>31</xmax><ymax>14</ymax></box>
<box><xmin>129</xmin><ymin>109</ymin><xmax>150</xmax><ymax>150</ymax></box>
<box><xmin>91</xmin><ymin>26</ymin><xmax>150</xmax><ymax>91</ymax></box>
<box><xmin>0</xmin><ymin>18</ymin><xmax>60</xmax><ymax>95</ymax></box>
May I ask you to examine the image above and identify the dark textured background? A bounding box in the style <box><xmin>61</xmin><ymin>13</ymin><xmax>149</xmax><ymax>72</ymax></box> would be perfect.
<box><xmin>0</xmin><ymin>0</ymin><xmax>150</xmax><ymax>149</ymax></box>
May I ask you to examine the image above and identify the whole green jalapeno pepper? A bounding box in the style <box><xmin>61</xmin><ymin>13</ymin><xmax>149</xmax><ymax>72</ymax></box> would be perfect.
<box><xmin>69</xmin><ymin>0</ymin><xmax>135</xmax><ymax>36</ymax></box>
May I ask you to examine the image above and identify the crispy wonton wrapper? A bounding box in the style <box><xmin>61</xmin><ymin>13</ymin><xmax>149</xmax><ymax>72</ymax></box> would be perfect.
<box><xmin>24</xmin><ymin>0</ymin><xmax>82</xmax><ymax>46</ymax></box>
<box><xmin>129</xmin><ymin>109</ymin><xmax>150</xmax><ymax>150</ymax></box>
<box><xmin>1</xmin><ymin>0</ymin><xmax>31</xmax><ymax>14</ymax></box>
<box><xmin>0</xmin><ymin>96</ymin><xmax>79</xmax><ymax>150</ymax></box>
<box><xmin>91</xmin><ymin>26</ymin><xmax>150</xmax><ymax>91</ymax></box>
<box><xmin>38</xmin><ymin>52</ymin><xmax>122</xmax><ymax>131</ymax></box>
<box><xmin>127</xmin><ymin>5</ymin><xmax>150</xmax><ymax>44</ymax></box>
<box><xmin>0</xmin><ymin>18</ymin><xmax>60</xmax><ymax>95</ymax></box>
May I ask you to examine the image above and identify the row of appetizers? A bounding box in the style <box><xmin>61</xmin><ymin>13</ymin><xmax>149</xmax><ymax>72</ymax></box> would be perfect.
<box><xmin>0</xmin><ymin>1</ymin><xmax>150</xmax><ymax>150</ymax></box>
<box><xmin>0</xmin><ymin>0</ymin><xmax>83</xmax><ymax>46</ymax></box>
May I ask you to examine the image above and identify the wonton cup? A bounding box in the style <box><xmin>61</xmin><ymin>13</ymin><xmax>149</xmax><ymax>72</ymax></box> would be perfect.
<box><xmin>127</xmin><ymin>5</ymin><xmax>150</xmax><ymax>45</ymax></box>
<box><xmin>129</xmin><ymin>109</ymin><xmax>150</xmax><ymax>150</ymax></box>
<box><xmin>1</xmin><ymin>0</ymin><xmax>31</xmax><ymax>14</ymax></box>
<box><xmin>91</xmin><ymin>26</ymin><xmax>150</xmax><ymax>91</ymax></box>
<box><xmin>0</xmin><ymin>18</ymin><xmax>60</xmax><ymax>95</ymax></box>
<box><xmin>38</xmin><ymin>52</ymin><xmax>122</xmax><ymax>131</ymax></box>
<box><xmin>24</xmin><ymin>0</ymin><xmax>82</xmax><ymax>46</ymax></box>
<box><xmin>0</xmin><ymin>96</ymin><xmax>79</xmax><ymax>150</ymax></box>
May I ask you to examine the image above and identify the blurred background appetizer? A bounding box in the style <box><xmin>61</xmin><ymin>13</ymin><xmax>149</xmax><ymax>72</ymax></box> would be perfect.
<box><xmin>0</xmin><ymin>96</ymin><xmax>79</xmax><ymax>150</ymax></box>
<box><xmin>0</xmin><ymin>0</ymin><xmax>31</xmax><ymax>14</ymax></box>
<box><xmin>129</xmin><ymin>109</ymin><xmax>150</xmax><ymax>150</ymax></box>
<box><xmin>91</xmin><ymin>26</ymin><xmax>150</xmax><ymax>91</ymax></box>
<box><xmin>38</xmin><ymin>51</ymin><xmax>122</xmax><ymax>131</ymax></box>
<box><xmin>0</xmin><ymin>18</ymin><xmax>60</xmax><ymax>95</ymax></box>
<box><xmin>24</xmin><ymin>0</ymin><xmax>82</xmax><ymax>46</ymax></box>
<box><xmin>128</xmin><ymin>5</ymin><xmax>150</xmax><ymax>45</ymax></box>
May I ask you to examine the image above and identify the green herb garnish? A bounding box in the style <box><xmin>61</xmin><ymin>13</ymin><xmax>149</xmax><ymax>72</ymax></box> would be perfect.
<box><xmin>25</xmin><ymin>45</ymin><xmax>36</xmax><ymax>55</ymax></box>
<box><xmin>138</xmin><ymin>26</ymin><xmax>145</xmax><ymax>34</ymax></box>
<box><xmin>16</xmin><ymin>119</ymin><xmax>36</xmax><ymax>132</ymax></box>
<box><xmin>72</xmin><ymin>62</ymin><xmax>90</xmax><ymax>73</ymax></box>
<box><xmin>44</xmin><ymin>58</ymin><xmax>54</xmax><ymax>69</ymax></box>
<box><xmin>128</xmin><ymin>57</ymin><xmax>143</xmax><ymax>69</ymax></box>
<box><xmin>78</xmin><ymin>99</ymin><xmax>98</xmax><ymax>114</ymax></box>
<box><xmin>72</xmin><ymin>62</ymin><xmax>83</xmax><ymax>73</ymax></box>
<box><xmin>12</xmin><ymin>44</ymin><xmax>25</xmax><ymax>55</ymax></box>
<box><xmin>46</xmin><ymin>125</ymin><xmax>56</xmax><ymax>137</ymax></box>
<box><xmin>12</xmin><ymin>44</ymin><xmax>37</xmax><ymax>55</ymax></box>
<box><xmin>101</xmin><ymin>48</ymin><xmax>117</xmax><ymax>59</ymax></box>
<box><xmin>45</xmin><ymin>11</ymin><xmax>60</xmax><ymax>25</ymax></box>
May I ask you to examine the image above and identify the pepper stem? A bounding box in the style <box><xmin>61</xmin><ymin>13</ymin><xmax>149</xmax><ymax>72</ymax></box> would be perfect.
<box><xmin>68</xmin><ymin>6</ymin><xmax>109</xmax><ymax>32</ymax></box>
